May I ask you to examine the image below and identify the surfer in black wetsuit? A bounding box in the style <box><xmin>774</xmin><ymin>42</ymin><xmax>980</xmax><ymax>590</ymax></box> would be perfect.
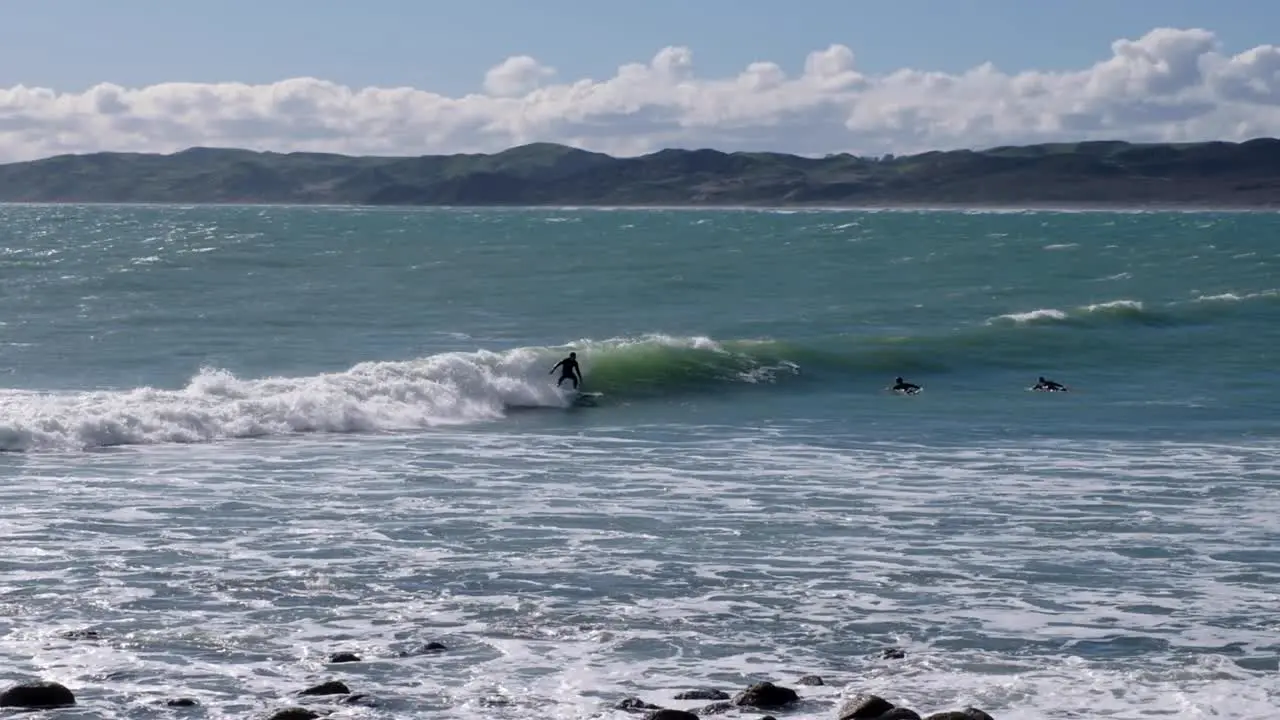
<box><xmin>892</xmin><ymin>376</ymin><xmax>920</xmax><ymax>393</ymax></box>
<box><xmin>1034</xmin><ymin>376</ymin><xmax>1066</xmax><ymax>391</ymax></box>
<box><xmin>550</xmin><ymin>352</ymin><xmax>583</xmax><ymax>389</ymax></box>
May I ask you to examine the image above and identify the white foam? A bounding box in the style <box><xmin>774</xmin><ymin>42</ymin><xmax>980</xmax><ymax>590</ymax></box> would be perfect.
<box><xmin>0</xmin><ymin>347</ymin><xmax>570</xmax><ymax>452</ymax></box>
<box><xmin>987</xmin><ymin>308</ymin><xmax>1068</xmax><ymax>325</ymax></box>
<box><xmin>1081</xmin><ymin>299</ymin><xmax>1143</xmax><ymax>313</ymax></box>
<box><xmin>1192</xmin><ymin>289</ymin><xmax>1278</xmax><ymax>304</ymax></box>
<box><xmin>3</xmin><ymin>432</ymin><xmax>1277</xmax><ymax>718</ymax></box>
<box><xmin>987</xmin><ymin>299</ymin><xmax>1151</xmax><ymax>326</ymax></box>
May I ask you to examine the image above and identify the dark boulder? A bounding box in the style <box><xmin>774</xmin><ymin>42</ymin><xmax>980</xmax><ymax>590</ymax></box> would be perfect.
<box><xmin>298</xmin><ymin>680</ymin><xmax>349</xmax><ymax>696</ymax></box>
<box><xmin>797</xmin><ymin>674</ymin><xmax>825</xmax><ymax>686</ymax></box>
<box><xmin>645</xmin><ymin>711</ymin><xmax>699</xmax><ymax>720</ymax></box>
<box><xmin>616</xmin><ymin>696</ymin><xmax>663</xmax><ymax>711</ymax></box>
<box><xmin>167</xmin><ymin>697</ymin><xmax>199</xmax><ymax>707</ymax></box>
<box><xmin>733</xmin><ymin>681</ymin><xmax>799</xmax><ymax>709</ymax></box>
<box><xmin>265</xmin><ymin>709</ymin><xmax>320</xmax><ymax>720</ymax></box>
<box><xmin>398</xmin><ymin>641</ymin><xmax>447</xmax><ymax>656</ymax></box>
<box><xmin>923</xmin><ymin>709</ymin><xmax>994</xmax><ymax>720</ymax></box>
<box><xmin>0</xmin><ymin>680</ymin><xmax>76</xmax><ymax>708</ymax></box>
<box><xmin>837</xmin><ymin>693</ymin><xmax>896</xmax><ymax>720</ymax></box>
<box><xmin>328</xmin><ymin>652</ymin><xmax>361</xmax><ymax>663</ymax></box>
<box><xmin>674</xmin><ymin>688</ymin><xmax>730</xmax><ymax>700</ymax></box>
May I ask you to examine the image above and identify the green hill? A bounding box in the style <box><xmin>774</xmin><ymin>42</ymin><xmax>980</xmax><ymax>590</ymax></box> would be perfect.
<box><xmin>1</xmin><ymin>138</ymin><xmax>1278</xmax><ymax>207</ymax></box>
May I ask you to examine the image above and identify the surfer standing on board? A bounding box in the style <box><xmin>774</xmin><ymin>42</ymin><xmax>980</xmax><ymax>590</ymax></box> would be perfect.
<box><xmin>550</xmin><ymin>352</ymin><xmax>583</xmax><ymax>389</ymax></box>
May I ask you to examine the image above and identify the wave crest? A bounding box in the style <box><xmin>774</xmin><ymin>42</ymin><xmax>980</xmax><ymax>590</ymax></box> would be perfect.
<box><xmin>987</xmin><ymin>299</ymin><xmax>1164</xmax><ymax>327</ymax></box>
<box><xmin>0</xmin><ymin>335</ymin><xmax>805</xmax><ymax>452</ymax></box>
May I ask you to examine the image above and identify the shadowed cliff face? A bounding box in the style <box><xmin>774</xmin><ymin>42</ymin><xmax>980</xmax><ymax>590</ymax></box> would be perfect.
<box><xmin>1</xmin><ymin>138</ymin><xmax>1278</xmax><ymax>207</ymax></box>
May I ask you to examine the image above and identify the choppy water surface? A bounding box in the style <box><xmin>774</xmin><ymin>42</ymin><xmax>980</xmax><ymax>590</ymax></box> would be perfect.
<box><xmin>1</xmin><ymin>206</ymin><xmax>1278</xmax><ymax>718</ymax></box>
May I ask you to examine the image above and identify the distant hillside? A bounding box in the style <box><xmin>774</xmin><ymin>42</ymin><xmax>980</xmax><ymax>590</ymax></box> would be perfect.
<box><xmin>1</xmin><ymin>139</ymin><xmax>1279</xmax><ymax>207</ymax></box>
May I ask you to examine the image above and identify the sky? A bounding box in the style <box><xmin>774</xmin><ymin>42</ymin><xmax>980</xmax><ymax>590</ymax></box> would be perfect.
<box><xmin>1</xmin><ymin>0</ymin><xmax>1278</xmax><ymax>162</ymax></box>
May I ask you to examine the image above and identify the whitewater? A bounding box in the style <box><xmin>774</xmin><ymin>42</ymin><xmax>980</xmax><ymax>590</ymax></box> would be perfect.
<box><xmin>1</xmin><ymin>204</ymin><xmax>1278</xmax><ymax>719</ymax></box>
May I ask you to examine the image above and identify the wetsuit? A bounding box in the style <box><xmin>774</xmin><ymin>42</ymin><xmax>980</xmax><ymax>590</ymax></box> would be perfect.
<box><xmin>551</xmin><ymin>355</ymin><xmax>582</xmax><ymax>389</ymax></box>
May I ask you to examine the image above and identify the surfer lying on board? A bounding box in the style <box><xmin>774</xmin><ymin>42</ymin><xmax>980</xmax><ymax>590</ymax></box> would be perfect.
<box><xmin>550</xmin><ymin>352</ymin><xmax>583</xmax><ymax>389</ymax></box>
<box><xmin>892</xmin><ymin>377</ymin><xmax>920</xmax><ymax>393</ymax></box>
<box><xmin>1034</xmin><ymin>376</ymin><xmax>1066</xmax><ymax>391</ymax></box>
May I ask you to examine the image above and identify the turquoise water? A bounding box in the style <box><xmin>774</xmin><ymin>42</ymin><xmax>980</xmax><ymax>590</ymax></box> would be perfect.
<box><xmin>1</xmin><ymin>205</ymin><xmax>1278</xmax><ymax>718</ymax></box>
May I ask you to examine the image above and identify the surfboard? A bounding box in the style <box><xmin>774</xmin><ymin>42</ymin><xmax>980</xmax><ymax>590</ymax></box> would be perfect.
<box><xmin>891</xmin><ymin>386</ymin><xmax>921</xmax><ymax>395</ymax></box>
<box><xmin>571</xmin><ymin>391</ymin><xmax>603</xmax><ymax>406</ymax></box>
<box><xmin>1030</xmin><ymin>385</ymin><xmax>1069</xmax><ymax>392</ymax></box>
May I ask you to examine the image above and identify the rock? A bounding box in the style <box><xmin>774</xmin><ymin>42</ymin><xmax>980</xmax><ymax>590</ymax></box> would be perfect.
<box><xmin>398</xmin><ymin>641</ymin><xmax>447</xmax><ymax>656</ymax></box>
<box><xmin>837</xmin><ymin>693</ymin><xmax>896</xmax><ymax>720</ymax></box>
<box><xmin>340</xmin><ymin>693</ymin><xmax>377</xmax><ymax>706</ymax></box>
<box><xmin>697</xmin><ymin>701</ymin><xmax>735</xmax><ymax>715</ymax></box>
<box><xmin>328</xmin><ymin>652</ymin><xmax>361</xmax><ymax>663</ymax></box>
<box><xmin>923</xmin><ymin>710</ymin><xmax>994</xmax><ymax>720</ymax></box>
<box><xmin>733</xmin><ymin>682</ymin><xmax>799</xmax><ymax>709</ymax></box>
<box><xmin>58</xmin><ymin>629</ymin><xmax>102</xmax><ymax>641</ymax></box>
<box><xmin>0</xmin><ymin>680</ymin><xmax>76</xmax><ymax>708</ymax></box>
<box><xmin>266</xmin><ymin>709</ymin><xmax>320</xmax><ymax>720</ymax></box>
<box><xmin>674</xmin><ymin>688</ymin><xmax>730</xmax><ymax>700</ymax></box>
<box><xmin>167</xmin><ymin>697</ymin><xmax>199</xmax><ymax>707</ymax></box>
<box><xmin>880</xmin><ymin>648</ymin><xmax>906</xmax><ymax>659</ymax></box>
<box><xmin>298</xmin><ymin>680</ymin><xmax>350</xmax><ymax>696</ymax></box>
<box><xmin>645</xmin><ymin>711</ymin><xmax>699</xmax><ymax>720</ymax></box>
<box><xmin>797</xmin><ymin>674</ymin><xmax>825</xmax><ymax>686</ymax></box>
<box><xmin>616</xmin><ymin>696</ymin><xmax>663</xmax><ymax>711</ymax></box>
<box><xmin>880</xmin><ymin>709</ymin><xmax>922</xmax><ymax>720</ymax></box>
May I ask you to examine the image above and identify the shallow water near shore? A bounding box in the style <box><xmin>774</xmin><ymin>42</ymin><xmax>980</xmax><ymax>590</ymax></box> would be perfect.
<box><xmin>1</xmin><ymin>205</ymin><xmax>1278</xmax><ymax>718</ymax></box>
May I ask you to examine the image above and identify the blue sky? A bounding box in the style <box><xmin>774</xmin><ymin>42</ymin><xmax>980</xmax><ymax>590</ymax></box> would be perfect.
<box><xmin>1</xmin><ymin>0</ymin><xmax>1277</xmax><ymax>161</ymax></box>
<box><xmin>1</xmin><ymin>0</ymin><xmax>1273</xmax><ymax>93</ymax></box>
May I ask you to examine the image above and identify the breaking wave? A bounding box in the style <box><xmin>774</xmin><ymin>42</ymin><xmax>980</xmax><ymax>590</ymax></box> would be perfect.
<box><xmin>0</xmin><ymin>336</ymin><xmax>804</xmax><ymax>452</ymax></box>
<box><xmin>3</xmin><ymin>284</ymin><xmax>1277</xmax><ymax>452</ymax></box>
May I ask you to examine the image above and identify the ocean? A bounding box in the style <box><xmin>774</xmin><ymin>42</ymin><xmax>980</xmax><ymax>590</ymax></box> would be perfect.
<box><xmin>1</xmin><ymin>204</ymin><xmax>1277</xmax><ymax>719</ymax></box>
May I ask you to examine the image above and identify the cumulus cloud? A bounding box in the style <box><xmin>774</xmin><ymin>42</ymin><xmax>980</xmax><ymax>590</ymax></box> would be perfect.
<box><xmin>483</xmin><ymin>55</ymin><xmax>556</xmax><ymax>97</ymax></box>
<box><xmin>1</xmin><ymin>27</ymin><xmax>1279</xmax><ymax>163</ymax></box>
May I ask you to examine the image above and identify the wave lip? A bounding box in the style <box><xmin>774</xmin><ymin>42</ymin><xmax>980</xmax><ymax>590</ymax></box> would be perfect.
<box><xmin>987</xmin><ymin>308</ymin><xmax>1070</xmax><ymax>325</ymax></box>
<box><xmin>576</xmin><ymin>334</ymin><xmax>802</xmax><ymax>396</ymax></box>
<box><xmin>988</xmin><ymin>287</ymin><xmax>1280</xmax><ymax>330</ymax></box>
<box><xmin>986</xmin><ymin>298</ymin><xmax>1170</xmax><ymax>328</ymax></box>
<box><xmin>1192</xmin><ymin>289</ymin><xmax>1278</xmax><ymax>304</ymax></box>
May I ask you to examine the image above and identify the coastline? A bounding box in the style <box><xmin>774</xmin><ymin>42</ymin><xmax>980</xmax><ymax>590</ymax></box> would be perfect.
<box><xmin>2</xmin><ymin>138</ymin><xmax>1278</xmax><ymax>209</ymax></box>
<box><xmin>3</xmin><ymin>199</ymin><xmax>1279</xmax><ymax>212</ymax></box>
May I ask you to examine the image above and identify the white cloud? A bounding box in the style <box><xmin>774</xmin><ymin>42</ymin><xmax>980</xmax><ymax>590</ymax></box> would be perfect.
<box><xmin>483</xmin><ymin>55</ymin><xmax>556</xmax><ymax>97</ymax></box>
<box><xmin>1</xmin><ymin>27</ymin><xmax>1279</xmax><ymax>163</ymax></box>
